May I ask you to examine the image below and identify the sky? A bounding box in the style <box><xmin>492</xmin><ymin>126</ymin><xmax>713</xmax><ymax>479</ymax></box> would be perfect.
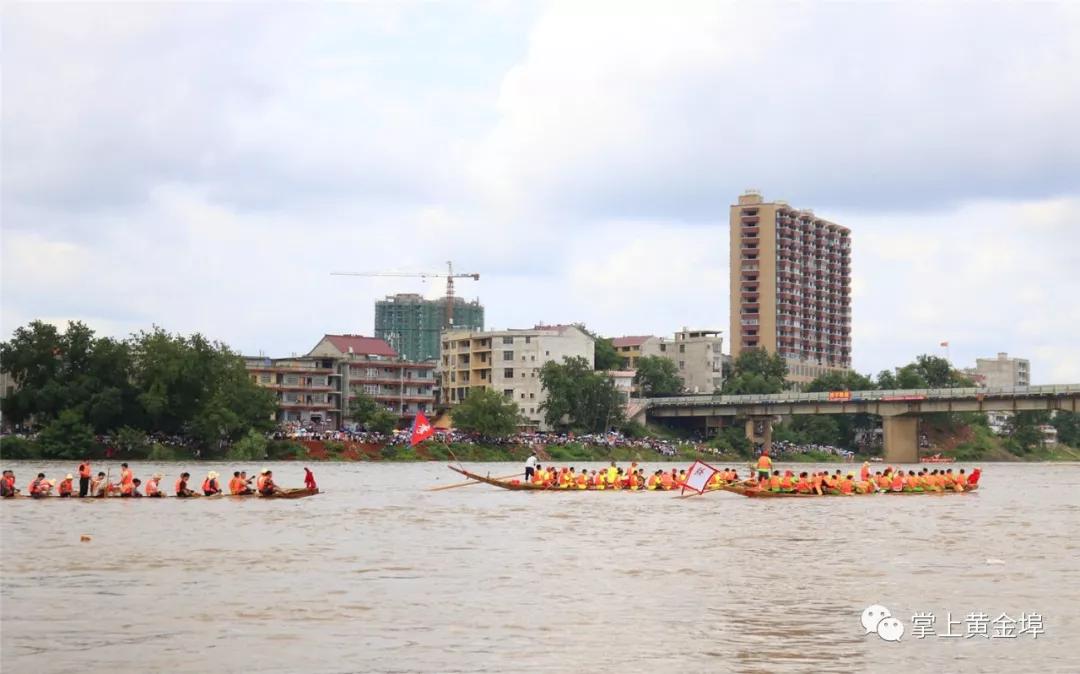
<box><xmin>3</xmin><ymin>1</ymin><xmax>1079</xmax><ymax>383</ymax></box>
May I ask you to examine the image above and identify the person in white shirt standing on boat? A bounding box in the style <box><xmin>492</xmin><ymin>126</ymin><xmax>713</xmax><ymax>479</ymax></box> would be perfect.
<box><xmin>524</xmin><ymin>451</ymin><xmax>538</xmax><ymax>483</ymax></box>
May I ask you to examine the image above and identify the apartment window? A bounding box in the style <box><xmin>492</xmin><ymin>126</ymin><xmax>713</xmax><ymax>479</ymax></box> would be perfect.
<box><xmin>504</xmin><ymin>368</ymin><xmax>514</xmax><ymax>378</ymax></box>
<box><xmin>530</xmin><ymin>393</ymin><xmax>535</xmax><ymax>399</ymax></box>
<box><xmin>259</xmin><ymin>373</ymin><xmax>271</xmax><ymax>383</ymax></box>
<box><xmin>520</xmin><ymin>393</ymin><xmax>526</xmax><ymax>399</ymax></box>
<box><xmin>503</xmin><ymin>350</ymin><xmax>514</xmax><ymax>361</ymax></box>
<box><xmin>545</xmin><ymin>350</ymin><xmax>550</xmax><ymax>356</ymax></box>
<box><xmin>503</xmin><ymin>389</ymin><xmax>513</xmax><ymax>399</ymax></box>
<box><xmin>502</xmin><ymin>336</ymin><xmax>513</xmax><ymax>345</ymax></box>
<box><xmin>284</xmin><ymin>374</ymin><xmax>299</xmax><ymax>385</ymax></box>
<box><xmin>679</xmin><ymin>344</ymin><xmax>685</xmax><ymax>353</ymax></box>
<box><xmin>525</xmin><ymin>336</ymin><xmax>531</xmax><ymax>344</ymax></box>
<box><xmin>679</xmin><ymin>361</ymin><xmax>685</xmax><ymax>370</ymax></box>
<box><xmin>660</xmin><ymin>344</ymin><xmax>667</xmax><ymax>352</ymax></box>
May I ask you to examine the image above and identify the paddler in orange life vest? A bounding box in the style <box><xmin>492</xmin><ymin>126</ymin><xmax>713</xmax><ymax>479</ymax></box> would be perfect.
<box><xmin>119</xmin><ymin>463</ymin><xmax>134</xmax><ymax>494</ymax></box>
<box><xmin>256</xmin><ymin>469</ymin><xmax>279</xmax><ymax>496</ymax></box>
<box><xmin>77</xmin><ymin>460</ymin><xmax>92</xmax><ymax>497</ymax></box>
<box><xmin>859</xmin><ymin>461</ymin><xmax>870</xmax><ymax>482</ymax></box>
<box><xmin>756</xmin><ymin>450</ymin><xmax>772</xmax><ymax>483</ymax></box>
<box><xmin>0</xmin><ymin>470</ymin><xmax>18</xmax><ymax>498</ymax></box>
<box><xmin>29</xmin><ymin>473</ymin><xmax>52</xmax><ymax>498</ymax></box>
<box><xmin>58</xmin><ymin>474</ymin><xmax>75</xmax><ymax>497</ymax></box>
<box><xmin>175</xmin><ymin>472</ymin><xmax>196</xmax><ymax>497</ymax></box>
<box><xmin>202</xmin><ymin>471</ymin><xmax>221</xmax><ymax>496</ymax></box>
<box><xmin>145</xmin><ymin>474</ymin><xmax>164</xmax><ymax>497</ymax></box>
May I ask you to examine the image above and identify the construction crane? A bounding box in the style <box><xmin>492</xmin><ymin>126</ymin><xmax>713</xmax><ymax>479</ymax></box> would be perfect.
<box><xmin>331</xmin><ymin>261</ymin><xmax>480</xmax><ymax>330</ymax></box>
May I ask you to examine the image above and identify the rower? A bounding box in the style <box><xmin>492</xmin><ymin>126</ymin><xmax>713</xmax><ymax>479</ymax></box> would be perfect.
<box><xmin>756</xmin><ymin>449</ymin><xmax>773</xmax><ymax>483</ymax></box>
<box><xmin>575</xmin><ymin>470</ymin><xmax>588</xmax><ymax>490</ymax></box>
<box><xmin>90</xmin><ymin>472</ymin><xmax>107</xmax><ymax>497</ymax></box>
<box><xmin>202</xmin><ymin>471</ymin><xmax>221</xmax><ymax>496</ymax></box>
<box><xmin>120</xmin><ymin>463</ymin><xmax>134</xmax><ymax>493</ymax></box>
<box><xmin>605</xmin><ymin>462</ymin><xmax>618</xmax><ymax>487</ymax></box>
<box><xmin>122</xmin><ymin>478</ymin><xmax>143</xmax><ymax>497</ymax></box>
<box><xmin>258</xmin><ymin>470</ymin><xmax>279</xmax><ymax>496</ymax></box>
<box><xmin>0</xmin><ymin>470</ymin><xmax>17</xmax><ymax>498</ymax></box>
<box><xmin>29</xmin><ymin>474</ymin><xmax>51</xmax><ymax>498</ymax></box>
<box><xmin>145</xmin><ymin>474</ymin><xmax>164</xmax><ymax>497</ymax></box>
<box><xmin>77</xmin><ymin>460</ymin><xmax>92</xmax><ymax>497</ymax></box>
<box><xmin>860</xmin><ymin>461</ymin><xmax>870</xmax><ymax>482</ymax></box>
<box><xmin>968</xmin><ymin>467</ymin><xmax>982</xmax><ymax>486</ymax></box>
<box><xmin>524</xmin><ymin>450</ymin><xmax>538</xmax><ymax>483</ymax></box>
<box><xmin>769</xmin><ymin>470</ymin><xmax>782</xmax><ymax>492</ymax></box>
<box><xmin>175</xmin><ymin>472</ymin><xmax>196</xmax><ymax>497</ymax></box>
<box><xmin>58</xmin><ymin>474</ymin><xmax>75</xmax><ymax>498</ymax></box>
<box><xmin>240</xmin><ymin>471</ymin><xmax>255</xmax><ymax>493</ymax></box>
<box><xmin>795</xmin><ymin>472</ymin><xmax>812</xmax><ymax>493</ymax></box>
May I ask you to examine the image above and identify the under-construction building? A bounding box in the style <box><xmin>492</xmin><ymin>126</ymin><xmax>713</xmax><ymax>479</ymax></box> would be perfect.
<box><xmin>374</xmin><ymin>294</ymin><xmax>484</xmax><ymax>362</ymax></box>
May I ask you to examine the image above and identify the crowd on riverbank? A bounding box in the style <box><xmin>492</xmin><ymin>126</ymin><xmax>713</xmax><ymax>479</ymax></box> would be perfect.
<box><xmin>765</xmin><ymin>440</ymin><xmax>855</xmax><ymax>460</ymax></box>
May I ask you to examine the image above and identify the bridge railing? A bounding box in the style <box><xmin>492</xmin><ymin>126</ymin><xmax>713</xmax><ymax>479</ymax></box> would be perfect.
<box><xmin>646</xmin><ymin>384</ymin><xmax>1080</xmax><ymax>408</ymax></box>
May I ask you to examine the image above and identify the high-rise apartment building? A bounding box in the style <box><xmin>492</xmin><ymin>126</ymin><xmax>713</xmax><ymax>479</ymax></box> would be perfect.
<box><xmin>440</xmin><ymin>325</ymin><xmax>594</xmax><ymax>430</ymax></box>
<box><xmin>730</xmin><ymin>191</ymin><xmax>852</xmax><ymax>387</ymax></box>
<box><xmin>374</xmin><ymin>293</ymin><xmax>484</xmax><ymax>362</ymax></box>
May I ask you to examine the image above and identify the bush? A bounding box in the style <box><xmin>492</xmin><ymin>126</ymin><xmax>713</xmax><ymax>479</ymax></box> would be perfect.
<box><xmin>380</xmin><ymin>445</ymin><xmax>399</xmax><ymax>460</ymax></box>
<box><xmin>147</xmin><ymin>443</ymin><xmax>183</xmax><ymax>461</ymax></box>
<box><xmin>115</xmin><ymin>426</ymin><xmax>151</xmax><ymax>456</ymax></box>
<box><xmin>38</xmin><ymin>409</ymin><xmax>96</xmax><ymax>459</ymax></box>
<box><xmin>227</xmin><ymin>429</ymin><xmax>267</xmax><ymax>461</ymax></box>
<box><xmin>266</xmin><ymin>440</ymin><xmax>302</xmax><ymax>460</ymax></box>
<box><xmin>0</xmin><ymin>436</ymin><xmax>38</xmax><ymax>460</ymax></box>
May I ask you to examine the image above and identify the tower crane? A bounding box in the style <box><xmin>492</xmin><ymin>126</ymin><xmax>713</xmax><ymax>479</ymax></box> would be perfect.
<box><xmin>331</xmin><ymin>261</ymin><xmax>480</xmax><ymax>330</ymax></box>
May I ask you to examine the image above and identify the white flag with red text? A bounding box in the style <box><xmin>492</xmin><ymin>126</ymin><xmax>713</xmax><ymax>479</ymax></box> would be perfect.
<box><xmin>682</xmin><ymin>460</ymin><xmax>719</xmax><ymax>495</ymax></box>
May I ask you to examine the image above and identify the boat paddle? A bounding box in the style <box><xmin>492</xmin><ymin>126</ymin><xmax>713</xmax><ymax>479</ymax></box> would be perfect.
<box><xmin>426</xmin><ymin>472</ymin><xmax>522</xmax><ymax>491</ymax></box>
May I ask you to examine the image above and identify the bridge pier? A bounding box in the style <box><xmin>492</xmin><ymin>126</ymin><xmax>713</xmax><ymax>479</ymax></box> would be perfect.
<box><xmin>883</xmin><ymin>416</ymin><xmax>919</xmax><ymax>463</ymax></box>
<box><xmin>745</xmin><ymin>416</ymin><xmax>772</xmax><ymax>455</ymax></box>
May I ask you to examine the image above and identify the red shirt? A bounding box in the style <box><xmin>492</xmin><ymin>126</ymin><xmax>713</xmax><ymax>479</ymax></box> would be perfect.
<box><xmin>304</xmin><ymin>471</ymin><xmax>317</xmax><ymax>489</ymax></box>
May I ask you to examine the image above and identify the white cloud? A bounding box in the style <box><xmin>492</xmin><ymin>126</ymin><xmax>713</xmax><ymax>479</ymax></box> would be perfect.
<box><xmin>2</xmin><ymin>2</ymin><xmax>1079</xmax><ymax>386</ymax></box>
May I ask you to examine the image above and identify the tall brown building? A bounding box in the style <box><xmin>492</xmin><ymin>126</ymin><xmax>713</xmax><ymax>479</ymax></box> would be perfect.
<box><xmin>730</xmin><ymin>191</ymin><xmax>852</xmax><ymax>386</ymax></box>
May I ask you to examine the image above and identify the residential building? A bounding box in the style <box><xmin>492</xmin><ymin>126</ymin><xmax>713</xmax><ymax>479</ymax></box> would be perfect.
<box><xmin>440</xmin><ymin>324</ymin><xmax>595</xmax><ymax>429</ymax></box>
<box><xmin>729</xmin><ymin>190</ymin><xmax>852</xmax><ymax>387</ymax></box>
<box><xmin>244</xmin><ymin>356</ymin><xmax>342</xmax><ymax>427</ymax></box>
<box><xmin>374</xmin><ymin>293</ymin><xmax>484</xmax><ymax>362</ymax></box>
<box><xmin>604</xmin><ymin>370</ymin><xmax>636</xmax><ymax>404</ymax></box>
<box><xmin>612</xmin><ymin>335</ymin><xmax>658</xmax><ymax>369</ymax></box>
<box><xmin>971</xmin><ymin>352</ymin><xmax>1030</xmax><ymax>388</ymax></box>
<box><xmin>246</xmin><ymin>334</ymin><xmax>437</xmax><ymax>429</ymax></box>
<box><xmin>307</xmin><ymin>334</ymin><xmax>436</xmax><ymax>421</ymax></box>
<box><xmin>613</xmin><ymin>329</ymin><xmax>724</xmax><ymax>395</ymax></box>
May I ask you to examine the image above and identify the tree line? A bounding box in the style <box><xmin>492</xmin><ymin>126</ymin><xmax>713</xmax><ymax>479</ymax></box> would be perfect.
<box><xmin>1</xmin><ymin>320</ymin><xmax>277</xmax><ymax>458</ymax></box>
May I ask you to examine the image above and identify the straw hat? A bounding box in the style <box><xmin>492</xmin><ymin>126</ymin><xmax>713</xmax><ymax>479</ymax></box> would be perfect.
<box><xmin>65</xmin><ymin>474</ymin><xmax>73</xmax><ymax>480</ymax></box>
<box><xmin>152</xmin><ymin>473</ymin><xmax>163</xmax><ymax>480</ymax></box>
<box><xmin>208</xmin><ymin>471</ymin><xmax>219</xmax><ymax>479</ymax></box>
<box><xmin>261</xmin><ymin>467</ymin><xmax>269</xmax><ymax>474</ymax></box>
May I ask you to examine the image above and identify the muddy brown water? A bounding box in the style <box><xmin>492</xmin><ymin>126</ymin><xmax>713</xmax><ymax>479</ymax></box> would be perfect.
<box><xmin>2</xmin><ymin>460</ymin><xmax>1079</xmax><ymax>673</ymax></box>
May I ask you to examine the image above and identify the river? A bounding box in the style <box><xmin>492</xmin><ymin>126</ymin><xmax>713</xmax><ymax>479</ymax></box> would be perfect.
<box><xmin>2</xmin><ymin>460</ymin><xmax>1078</xmax><ymax>673</ymax></box>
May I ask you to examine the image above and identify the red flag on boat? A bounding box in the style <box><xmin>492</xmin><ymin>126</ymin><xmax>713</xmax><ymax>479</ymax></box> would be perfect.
<box><xmin>410</xmin><ymin>412</ymin><xmax>435</xmax><ymax>446</ymax></box>
<box><xmin>682</xmin><ymin>460</ymin><xmax>719</xmax><ymax>495</ymax></box>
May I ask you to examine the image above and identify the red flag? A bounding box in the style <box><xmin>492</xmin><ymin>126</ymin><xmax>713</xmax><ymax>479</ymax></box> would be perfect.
<box><xmin>410</xmin><ymin>412</ymin><xmax>435</xmax><ymax>446</ymax></box>
<box><xmin>939</xmin><ymin>341</ymin><xmax>949</xmax><ymax>347</ymax></box>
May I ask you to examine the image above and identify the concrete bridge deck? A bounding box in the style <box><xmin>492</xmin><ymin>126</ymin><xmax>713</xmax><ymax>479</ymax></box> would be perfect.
<box><xmin>644</xmin><ymin>384</ymin><xmax>1080</xmax><ymax>462</ymax></box>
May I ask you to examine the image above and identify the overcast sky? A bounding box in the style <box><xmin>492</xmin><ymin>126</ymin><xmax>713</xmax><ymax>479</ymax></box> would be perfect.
<box><xmin>3</xmin><ymin>2</ymin><xmax>1079</xmax><ymax>382</ymax></box>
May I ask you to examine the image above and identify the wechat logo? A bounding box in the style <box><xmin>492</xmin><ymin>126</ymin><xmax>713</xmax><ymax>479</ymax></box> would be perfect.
<box><xmin>862</xmin><ymin>604</ymin><xmax>904</xmax><ymax>642</ymax></box>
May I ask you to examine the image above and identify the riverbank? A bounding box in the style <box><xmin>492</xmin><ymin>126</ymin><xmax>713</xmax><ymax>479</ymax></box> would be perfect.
<box><xmin>3</xmin><ymin>434</ymin><xmax>1077</xmax><ymax>464</ymax></box>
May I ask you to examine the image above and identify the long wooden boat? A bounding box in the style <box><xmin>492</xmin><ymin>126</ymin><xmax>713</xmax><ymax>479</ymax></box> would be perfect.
<box><xmin>1</xmin><ymin>487</ymin><xmax>319</xmax><ymax>500</ymax></box>
<box><xmin>723</xmin><ymin>484</ymin><xmax>978</xmax><ymax>498</ymax></box>
<box><xmin>448</xmin><ymin>466</ymin><xmax>690</xmax><ymax>492</ymax></box>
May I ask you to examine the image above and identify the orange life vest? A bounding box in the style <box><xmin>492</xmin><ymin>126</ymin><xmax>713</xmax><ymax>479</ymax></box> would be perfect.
<box><xmin>575</xmin><ymin>474</ymin><xmax>588</xmax><ymax>489</ymax></box>
<box><xmin>121</xmin><ymin>469</ymin><xmax>133</xmax><ymax>486</ymax></box>
<box><xmin>256</xmin><ymin>475</ymin><xmax>268</xmax><ymax>491</ymax></box>
<box><xmin>146</xmin><ymin>480</ymin><xmax>159</xmax><ymax>496</ymax></box>
<box><xmin>839</xmin><ymin>479</ymin><xmax>853</xmax><ymax>494</ymax></box>
<box><xmin>175</xmin><ymin>479</ymin><xmax>186</xmax><ymax>494</ymax></box>
<box><xmin>78</xmin><ymin>464</ymin><xmax>91</xmax><ymax>478</ymax></box>
<box><xmin>59</xmin><ymin>480</ymin><xmax>73</xmax><ymax>495</ymax></box>
<box><xmin>795</xmin><ymin>477</ymin><xmax>811</xmax><ymax>493</ymax></box>
<box><xmin>780</xmin><ymin>474</ymin><xmax>793</xmax><ymax>490</ymax></box>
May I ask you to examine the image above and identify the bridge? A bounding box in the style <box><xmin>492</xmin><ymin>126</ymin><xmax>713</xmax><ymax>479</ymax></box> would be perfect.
<box><xmin>643</xmin><ymin>384</ymin><xmax>1080</xmax><ymax>462</ymax></box>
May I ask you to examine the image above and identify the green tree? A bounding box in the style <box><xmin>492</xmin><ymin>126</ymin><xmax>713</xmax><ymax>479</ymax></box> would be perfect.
<box><xmin>348</xmin><ymin>391</ymin><xmax>380</xmax><ymax>425</ymax></box>
<box><xmin>37</xmin><ymin>409</ymin><xmax>97</xmax><ymax>459</ymax></box>
<box><xmin>791</xmin><ymin>415</ymin><xmax>842</xmax><ymax>446</ymax></box>
<box><xmin>876</xmin><ymin>369</ymin><xmax>899</xmax><ymax>389</ymax></box>
<box><xmin>634</xmin><ymin>355</ymin><xmax>684</xmax><ymax>397</ymax></box>
<box><xmin>539</xmin><ymin>356</ymin><xmax>625</xmax><ymax>432</ymax></box>
<box><xmin>227</xmin><ymin>428</ymin><xmax>269</xmax><ymax>461</ymax></box>
<box><xmin>451</xmin><ymin>388</ymin><xmax>521</xmax><ymax>436</ymax></box>
<box><xmin>805</xmin><ymin>370</ymin><xmax>876</xmax><ymax>393</ymax></box>
<box><xmin>721</xmin><ymin>348</ymin><xmax>788</xmax><ymax>394</ymax></box>
<box><xmin>367</xmin><ymin>409</ymin><xmax>399</xmax><ymax>435</ymax></box>
<box><xmin>1005</xmin><ymin>411</ymin><xmax>1050</xmax><ymax>454</ymax></box>
<box><xmin>1051</xmin><ymin>411</ymin><xmax>1080</xmax><ymax>447</ymax></box>
<box><xmin>348</xmin><ymin>390</ymin><xmax>397</xmax><ymax>433</ymax></box>
<box><xmin>593</xmin><ymin>337</ymin><xmax>622</xmax><ymax>371</ymax></box>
